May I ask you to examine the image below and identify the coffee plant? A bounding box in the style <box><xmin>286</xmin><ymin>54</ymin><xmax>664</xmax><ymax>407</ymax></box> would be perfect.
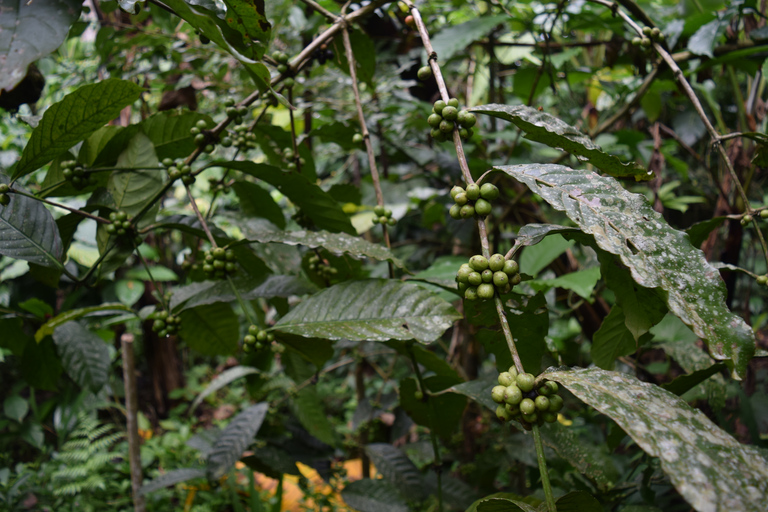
<box><xmin>1</xmin><ymin>0</ymin><xmax>768</xmax><ymax>511</ymax></box>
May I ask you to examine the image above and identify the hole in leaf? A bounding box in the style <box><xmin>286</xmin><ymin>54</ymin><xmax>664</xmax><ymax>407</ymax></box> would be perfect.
<box><xmin>625</xmin><ymin>239</ymin><xmax>639</xmax><ymax>255</ymax></box>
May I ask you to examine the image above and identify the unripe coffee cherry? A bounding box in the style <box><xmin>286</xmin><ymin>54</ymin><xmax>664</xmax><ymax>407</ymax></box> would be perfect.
<box><xmin>449</xmin><ymin>204</ymin><xmax>462</xmax><ymax>219</ymax></box>
<box><xmin>450</xmin><ymin>186</ymin><xmax>465</xmax><ymax>199</ymax></box>
<box><xmin>454</xmin><ymin>192</ymin><xmax>468</xmax><ymax>206</ymax></box>
<box><xmin>481</xmin><ymin>269</ymin><xmax>494</xmax><ymax>283</ymax></box>
<box><xmin>469</xmin><ymin>255</ymin><xmax>489</xmax><ymax>271</ymax></box>
<box><xmin>414</xmin><ymin>390</ymin><xmax>424</xmax><ymax>400</ymax></box>
<box><xmin>758</xmin><ymin>275</ymin><xmax>768</xmax><ymax>285</ymax></box>
<box><xmin>428</xmin><ymin>114</ymin><xmax>442</xmax><ymax>128</ymax></box>
<box><xmin>417</xmin><ymin>66</ymin><xmax>432</xmax><ymax>80</ymax></box>
<box><xmin>477</xmin><ymin>283</ymin><xmax>494</xmax><ymax>299</ymax></box>
<box><xmin>492</xmin><ymin>385</ymin><xmax>507</xmax><ymax>403</ymax></box>
<box><xmin>456</xmin><ymin>264</ymin><xmax>472</xmax><ymax>283</ymax></box>
<box><xmin>498</xmin><ymin>372</ymin><xmax>514</xmax><ymax>386</ymax></box>
<box><xmin>433</xmin><ymin>100</ymin><xmax>446</xmax><ymax>115</ymax></box>
<box><xmin>467</xmin><ymin>271</ymin><xmax>482</xmax><ymax>286</ymax></box>
<box><xmin>447</xmin><ymin>98</ymin><xmax>459</xmax><ymax>108</ymax></box>
<box><xmin>516</xmin><ymin>373</ymin><xmax>535</xmax><ymax>392</ymax></box>
<box><xmin>465</xmin><ymin>183</ymin><xmax>480</xmax><ymax>200</ymax></box>
<box><xmin>535</xmin><ymin>395</ymin><xmax>550</xmax><ymax>411</ymax></box>
<box><xmin>474</xmin><ymin>198</ymin><xmax>492</xmax><ymax>216</ymax></box>
<box><xmin>441</xmin><ymin>106</ymin><xmax>458</xmax><ymax>121</ymax></box>
<box><xmin>503</xmin><ymin>385</ymin><xmax>522</xmax><ymax>405</ymax></box>
<box><xmin>548</xmin><ymin>395</ymin><xmax>564</xmax><ymax>412</ymax></box>
<box><xmin>496</xmin><ymin>405</ymin><xmax>511</xmax><ymax>421</ymax></box>
<box><xmin>488</xmin><ymin>254</ymin><xmax>505</xmax><ymax>271</ymax></box>
<box><xmin>439</xmin><ymin>120</ymin><xmax>454</xmax><ymax>133</ymax></box>
<box><xmin>464</xmin><ymin>286</ymin><xmax>478</xmax><ymax>301</ymax></box>
<box><xmin>493</xmin><ymin>271</ymin><xmax>508</xmax><ymax>287</ymax></box>
<box><xmin>519</xmin><ymin>398</ymin><xmax>536</xmax><ymax>415</ymax></box>
<box><xmin>503</xmin><ymin>259</ymin><xmax>519</xmax><ymax>275</ymax></box>
<box><xmin>459</xmin><ymin>205</ymin><xmax>475</xmax><ymax>218</ymax></box>
<box><xmin>480</xmin><ymin>183</ymin><xmax>498</xmax><ymax>200</ymax></box>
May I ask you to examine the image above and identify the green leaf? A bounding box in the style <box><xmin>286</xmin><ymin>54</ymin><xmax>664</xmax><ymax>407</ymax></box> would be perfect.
<box><xmin>431</xmin><ymin>15</ymin><xmax>508</xmax><ymax>62</ymax></box>
<box><xmin>662</xmin><ymin>363</ymin><xmax>727</xmax><ymax>396</ymax></box>
<box><xmin>332</xmin><ymin>29</ymin><xmax>376</xmax><ymax>85</ymax></box>
<box><xmin>52</xmin><ymin>322</ymin><xmax>110</xmax><ymax>392</ymax></box>
<box><xmin>241</xmin><ymin>446</ymin><xmax>299</xmax><ymax>479</ymax></box>
<box><xmin>114</xmin><ymin>280</ymin><xmax>145</xmax><ymax>306</ymax></box>
<box><xmin>190</xmin><ymin>366</ymin><xmax>260</xmax><ymax>412</ymax></box>
<box><xmin>528</xmin><ymin>266</ymin><xmax>600</xmax><ymax>300</ymax></box>
<box><xmin>36</xmin><ymin>303</ymin><xmax>133</xmax><ymax>342</ymax></box>
<box><xmin>341</xmin><ymin>479</ymin><xmax>409</xmax><ymax>512</ymax></box>
<box><xmin>239</xmin><ymin>226</ymin><xmax>406</xmax><ymax>270</ymax></box>
<box><xmin>140</xmin><ymin>110</ymin><xmax>213</xmax><ymax>160</ymax></box>
<box><xmin>139</xmin><ymin>468</ymin><xmax>207</xmax><ymax>495</ymax></box>
<box><xmin>0</xmin><ymin>0</ymin><xmax>82</xmax><ymax>92</ymax></box>
<box><xmin>473</xmin><ymin>105</ymin><xmax>649</xmax><ymax>180</ymax></box>
<box><xmin>207</xmin><ymin>403</ymin><xmax>268</xmax><ymax>480</ymax></box>
<box><xmin>365</xmin><ymin>443</ymin><xmax>426</xmax><ymax>502</ymax></box>
<box><xmin>4</xmin><ymin>395</ymin><xmax>29</xmax><ymax>423</ymax></box>
<box><xmin>107</xmin><ymin>132</ymin><xmax>163</xmax><ymax>220</ymax></box>
<box><xmin>399</xmin><ymin>377</ymin><xmax>466</xmax><ymax>437</ymax></box>
<box><xmin>21</xmin><ymin>337</ymin><xmax>62</xmax><ymax>391</ymax></box>
<box><xmin>172</xmin><ymin>275</ymin><xmax>316</xmax><ymax>312</ymax></box>
<box><xmin>469</xmin><ymin>494</ymin><xmax>537</xmax><ymax>512</ymax></box>
<box><xmin>685</xmin><ymin>217</ymin><xmax>727</xmax><ymax>248</ymax></box>
<box><xmin>545</xmin><ymin>367</ymin><xmax>768</xmax><ymax>512</ymax></box>
<box><xmin>496</xmin><ymin>163</ymin><xmax>755</xmax><ymax>378</ymax></box>
<box><xmin>124</xmin><ymin>265</ymin><xmax>179</xmax><ymax>282</ymax></box>
<box><xmin>179</xmin><ymin>303</ymin><xmax>239</xmax><ymax>356</ymax></box>
<box><xmin>446</xmin><ymin>378</ymin><xmax>497</xmax><ymax>411</ymax></box>
<box><xmin>232</xmin><ymin>181</ymin><xmax>286</xmax><ymax>229</ymax></box>
<box><xmin>555</xmin><ymin>491</ymin><xmax>602</xmax><ymax>512</ymax></box>
<box><xmin>283</xmin><ymin>350</ymin><xmax>335</xmax><ymax>445</ymax></box>
<box><xmin>274</xmin><ymin>279</ymin><xmax>461</xmax><ymax>343</ymax></box>
<box><xmin>591</xmin><ymin>306</ymin><xmax>638</xmax><ymax>370</ymax></box>
<box><xmin>520</xmin><ymin>233</ymin><xmax>575</xmax><ymax>277</ymax></box>
<box><xmin>688</xmin><ymin>18</ymin><xmax>725</xmax><ymax>58</ymax></box>
<box><xmin>13</xmin><ymin>79</ymin><xmax>143</xmax><ymax>178</ymax></box>
<box><xmin>215</xmin><ymin>161</ymin><xmax>356</xmax><ymax>235</ymax></box>
<box><xmin>0</xmin><ymin>178</ymin><xmax>63</xmax><ymax>269</ymax></box>
<box><xmin>221</xmin><ymin>0</ymin><xmax>272</xmax><ymax>58</ymax></box>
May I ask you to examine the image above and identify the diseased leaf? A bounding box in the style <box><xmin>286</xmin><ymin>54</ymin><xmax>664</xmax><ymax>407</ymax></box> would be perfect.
<box><xmin>472</xmin><ymin>105</ymin><xmax>649</xmax><ymax>180</ymax></box>
<box><xmin>365</xmin><ymin>443</ymin><xmax>426</xmax><ymax>502</ymax></box>
<box><xmin>496</xmin><ymin>163</ymin><xmax>755</xmax><ymax>378</ymax></box>
<box><xmin>0</xmin><ymin>178</ymin><xmax>63</xmax><ymax>269</ymax></box>
<box><xmin>139</xmin><ymin>468</ymin><xmax>206</xmax><ymax>495</ymax></box>
<box><xmin>341</xmin><ymin>478</ymin><xmax>408</xmax><ymax>512</ymax></box>
<box><xmin>0</xmin><ymin>0</ymin><xmax>82</xmax><ymax>92</ymax></box>
<box><xmin>52</xmin><ymin>322</ymin><xmax>110</xmax><ymax>392</ymax></box>
<box><xmin>207</xmin><ymin>403</ymin><xmax>268</xmax><ymax>480</ymax></box>
<box><xmin>274</xmin><ymin>279</ymin><xmax>461</xmax><ymax>343</ymax></box>
<box><xmin>13</xmin><ymin>79</ymin><xmax>143</xmax><ymax>178</ymax></box>
<box><xmin>179</xmin><ymin>303</ymin><xmax>239</xmax><ymax>356</ymax></box>
<box><xmin>545</xmin><ymin>367</ymin><xmax>768</xmax><ymax>512</ymax></box>
<box><xmin>190</xmin><ymin>366</ymin><xmax>260</xmax><ymax>412</ymax></box>
<box><xmin>221</xmin><ymin>0</ymin><xmax>271</xmax><ymax>58</ymax></box>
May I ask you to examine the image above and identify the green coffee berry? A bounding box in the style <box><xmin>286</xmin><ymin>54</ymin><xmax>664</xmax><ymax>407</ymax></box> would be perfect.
<box><xmin>496</xmin><ymin>405</ymin><xmax>511</xmax><ymax>421</ymax></box>
<box><xmin>414</xmin><ymin>390</ymin><xmax>424</xmax><ymax>400</ymax></box>
<box><xmin>503</xmin><ymin>259</ymin><xmax>519</xmax><ymax>275</ymax></box>
<box><xmin>456</xmin><ymin>264</ymin><xmax>472</xmax><ymax>283</ymax></box>
<box><xmin>477</xmin><ymin>283</ymin><xmax>494</xmax><ymax>299</ymax></box>
<box><xmin>522</xmin><ymin>412</ymin><xmax>538</xmax><ymax>424</ymax></box>
<box><xmin>757</xmin><ymin>275</ymin><xmax>768</xmax><ymax>285</ymax></box>
<box><xmin>503</xmin><ymin>385</ymin><xmax>522</xmax><ymax>405</ymax></box>
<box><xmin>535</xmin><ymin>395</ymin><xmax>550</xmax><ymax>411</ymax></box>
<box><xmin>454</xmin><ymin>192</ymin><xmax>468</xmax><ymax>206</ymax></box>
<box><xmin>640</xmin><ymin>37</ymin><xmax>651</xmax><ymax>47</ymax></box>
<box><xmin>542</xmin><ymin>412</ymin><xmax>558</xmax><ymax>423</ymax></box>
<box><xmin>417</xmin><ymin>66</ymin><xmax>432</xmax><ymax>80</ymax></box>
<box><xmin>374</xmin><ymin>205</ymin><xmax>385</xmax><ymax>216</ymax></box>
<box><xmin>449</xmin><ymin>204</ymin><xmax>462</xmax><ymax>219</ymax></box>
<box><xmin>465</xmin><ymin>183</ymin><xmax>480</xmax><ymax>200</ymax></box>
<box><xmin>441</xmin><ymin>106</ymin><xmax>458</xmax><ymax>121</ymax></box>
<box><xmin>447</xmin><ymin>98</ymin><xmax>459</xmax><ymax>108</ymax></box>
<box><xmin>467</xmin><ymin>271</ymin><xmax>482</xmax><ymax>286</ymax></box>
<box><xmin>760</xmin><ymin>209</ymin><xmax>768</xmax><ymax>219</ymax></box>
<box><xmin>450</xmin><ymin>186</ymin><xmax>465</xmax><ymax>199</ymax></box>
<box><xmin>516</xmin><ymin>373</ymin><xmax>535</xmax><ymax>392</ymax></box>
<box><xmin>498</xmin><ymin>371</ymin><xmax>514</xmax><ymax>386</ymax></box>
<box><xmin>474</xmin><ymin>198</ymin><xmax>492</xmax><ymax>216</ymax></box>
<box><xmin>469</xmin><ymin>255</ymin><xmax>489</xmax><ymax>271</ymax></box>
<box><xmin>460</xmin><ymin>112</ymin><xmax>476</xmax><ymax>128</ymax></box>
<box><xmin>439</xmin><ymin>120</ymin><xmax>454</xmax><ymax>133</ymax></box>
<box><xmin>479</xmin><ymin>270</ymin><xmax>492</xmax><ymax>283</ymax></box>
<box><xmin>428</xmin><ymin>114</ymin><xmax>442</xmax><ymax>128</ymax></box>
<box><xmin>480</xmin><ymin>183</ymin><xmax>499</xmax><ymax>200</ymax></box>
<box><xmin>459</xmin><ymin>204</ymin><xmax>475</xmax><ymax>218</ymax></box>
<box><xmin>493</xmin><ymin>271</ymin><xmax>508</xmax><ymax>288</ymax></box>
<box><xmin>507</xmin><ymin>366</ymin><xmax>519</xmax><ymax>379</ymax></box>
<box><xmin>433</xmin><ymin>100</ymin><xmax>446</xmax><ymax>115</ymax></box>
<box><xmin>464</xmin><ymin>286</ymin><xmax>478</xmax><ymax>301</ymax></box>
<box><xmin>548</xmin><ymin>395</ymin><xmax>564</xmax><ymax>412</ymax></box>
<box><xmin>352</xmin><ymin>133</ymin><xmax>364</xmax><ymax>145</ymax></box>
<box><xmin>492</xmin><ymin>385</ymin><xmax>507</xmax><ymax>403</ymax></box>
<box><xmin>488</xmin><ymin>254</ymin><xmax>505</xmax><ymax>272</ymax></box>
<box><xmin>642</xmin><ymin>27</ymin><xmax>652</xmax><ymax>36</ymax></box>
<box><xmin>519</xmin><ymin>398</ymin><xmax>536</xmax><ymax>415</ymax></box>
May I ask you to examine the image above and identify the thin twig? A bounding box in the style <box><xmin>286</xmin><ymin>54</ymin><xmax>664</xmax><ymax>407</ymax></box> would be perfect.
<box><xmin>10</xmin><ymin>188</ymin><xmax>109</xmax><ymax>223</ymax></box>
<box><xmin>184</xmin><ymin>183</ymin><xmax>217</xmax><ymax>247</ymax></box>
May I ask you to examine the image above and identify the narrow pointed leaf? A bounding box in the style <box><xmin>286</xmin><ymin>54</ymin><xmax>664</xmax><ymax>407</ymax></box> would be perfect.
<box><xmin>139</xmin><ymin>468</ymin><xmax>206</xmax><ymax>495</ymax></box>
<box><xmin>274</xmin><ymin>279</ymin><xmax>461</xmax><ymax>343</ymax></box>
<box><xmin>13</xmin><ymin>79</ymin><xmax>143</xmax><ymax>178</ymax></box>
<box><xmin>207</xmin><ymin>403</ymin><xmax>268</xmax><ymax>480</ymax></box>
<box><xmin>365</xmin><ymin>443</ymin><xmax>426</xmax><ymax>502</ymax></box>
<box><xmin>545</xmin><ymin>367</ymin><xmax>768</xmax><ymax>512</ymax></box>
<box><xmin>36</xmin><ymin>303</ymin><xmax>133</xmax><ymax>342</ymax></box>
<box><xmin>172</xmin><ymin>275</ymin><xmax>317</xmax><ymax>312</ymax></box>
<box><xmin>342</xmin><ymin>478</ymin><xmax>409</xmax><ymax>512</ymax></box>
<box><xmin>0</xmin><ymin>180</ymin><xmax>63</xmax><ymax>269</ymax></box>
<box><xmin>496</xmin><ymin>163</ymin><xmax>754</xmax><ymax>378</ymax></box>
<box><xmin>472</xmin><ymin>104</ymin><xmax>650</xmax><ymax>180</ymax></box>
<box><xmin>52</xmin><ymin>322</ymin><xmax>110</xmax><ymax>392</ymax></box>
<box><xmin>190</xmin><ymin>366</ymin><xmax>260</xmax><ymax>412</ymax></box>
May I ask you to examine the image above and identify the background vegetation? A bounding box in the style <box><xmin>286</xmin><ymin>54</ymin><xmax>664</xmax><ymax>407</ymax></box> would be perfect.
<box><xmin>1</xmin><ymin>0</ymin><xmax>767</xmax><ymax>511</ymax></box>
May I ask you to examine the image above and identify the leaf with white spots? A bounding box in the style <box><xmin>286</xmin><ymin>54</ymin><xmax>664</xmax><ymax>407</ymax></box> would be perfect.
<box><xmin>495</xmin><ymin>164</ymin><xmax>754</xmax><ymax>378</ymax></box>
<box><xmin>545</xmin><ymin>367</ymin><xmax>768</xmax><ymax>512</ymax></box>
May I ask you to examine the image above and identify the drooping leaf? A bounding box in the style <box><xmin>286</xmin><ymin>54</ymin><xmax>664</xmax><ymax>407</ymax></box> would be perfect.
<box><xmin>0</xmin><ymin>178</ymin><xmax>63</xmax><ymax>269</ymax></box>
<box><xmin>107</xmin><ymin>132</ymin><xmax>163</xmax><ymax>220</ymax></box>
<box><xmin>190</xmin><ymin>366</ymin><xmax>260</xmax><ymax>412</ymax></box>
<box><xmin>206</xmin><ymin>403</ymin><xmax>268</xmax><ymax>480</ymax></box>
<box><xmin>274</xmin><ymin>279</ymin><xmax>461</xmax><ymax>343</ymax></box>
<box><xmin>662</xmin><ymin>363</ymin><xmax>727</xmax><ymax>396</ymax></box>
<box><xmin>179</xmin><ymin>302</ymin><xmax>239</xmax><ymax>356</ymax></box>
<box><xmin>172</xmin><ymin>275</ymin><xmax>316</xmax><ymax>312</ymax></box>
<box><xmin>496</xmin><ymin>163</ymin><xmax>755</xmax><ymax>378</ymax></box>
<box><xmin>591</xmin><ymin>306</ymin><xmax>639</xmax><ymax>370</ymax></box>
<box><xmin>341</xmin><ymin>478</ymin><xmax>409</xmax><ymax>512</ymax></box>
<box><xmin>545</xmin><ymin>367</ymin><xmax>768</xmax><ymax>512</ymax></box>
<box><xmin>215</xmin><ymin>161</ymin><xmax>356</xmax><ymax>235</ymax></box>
<box><xmin>365</xmin><ymin>443</ymin><xmax>426</xmax><ymax>502</ymax></box>
<box><xmin>239</xmin><ymin>226</ymin><xmax>406</xmax><ymax>270</ymax></box>
<box><xmin>51</xmin><ymin>322</ymin><xmax>110</xmax><ymax>392</ymax></box>
<box><xmin>0</xmin><ymin>0</ymin><xmax>82</xmax><ymax>93</ymax></box>
<box><xmin>232</xmin><ymin>181</ymin><xmax>286</xmax><ymax>229</ymax></box>
<box><xmin>241</xmin><ymin>445</ymin><xmax>300</xmax><ymax>479</ymax></box>
<box><xmin>13</xmin><ymin>79</ymin><xmax>143</xmax><ymax>178</ymax></box>
<box><xmin>283</xmin><ymin>350</ymin><xmax>335</xmax><ymax>445</ymax></box>
<box><xmin>36</xmin><ymin>303</ymin><xmax>132</xmax><ymax>342</ymax></box>
<box><xmin>446</xmin><ymin>378</ymin><xmax>497</xmax><ymax>411</ymax></box>
<box><xmin>519</xmin><ymin>233</ymin><xmax>575</xmax><ymax>277</ymax></box>
<box><xmin>431</xmin><ymin>15</ymin><xmax>508</xmax><ymax>62</ymax></box>
<box><xmin>472</xmin><ymin>105</ymin><xmax>649</xmax><ymax>180</ymax></box>
<box><xmin>139</xmin><ymin>468</ymin><xmax>206</xmax><ymax>495</ymax></box>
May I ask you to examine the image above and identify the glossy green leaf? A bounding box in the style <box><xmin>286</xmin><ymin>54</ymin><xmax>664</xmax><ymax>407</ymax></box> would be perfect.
<box><xmin>0</xmin><ymin>0</ymin><xmax>82</xmax><ymax>92</ymax></box>
<box><xmin>662</xmin><ymin>363</ymin><xmax>727</xmax><ymax>396</ymax></box>
<box><xmin>365</xmin><ymin>443</ymin><xmax>426</xmax><ymax>502</ymax></box>
<box><xmin>140</xmin><ymin>110</ymin><xmax>213</xmax><ymax>160</ymax></box>
<box><xmin>0</xmin><ymin>178</ymin><xmax>63</xmax><ymax>269</ymax></box>
<box><xmin>473</xmin><ymin>105</ymin><xmax>649</xmax><ymax>180</ymax></box>
<box><xmin>179</xmin><ymin>303</ymin><xmax>239</xmax><ymax>356</ymax></box>
<box><xmin>446</xmin><ymin>378</ymin><xmax>497</xmax><ymax>411</ymax></box>
<box><xmin>139</xmin><ymin>468</ymin><xmax>206</xmax><ymax>495</ymax></box>
<box><xmin>13</xmin><ymin>79</ymin><xmax>143</xmax><ymax>178</ymax></box>
<box><xmin>172</xmin><ymin>275</ymin><xmax>316</xmax><ymax>312</ymax></box>
<box><xmin>239</xmin><ymin>226</ymin><xmax>406</xmax><ymax>270</ymax></box>
<box><xmin>215</xmin><ymin>161</ymin><xmax>356</xmax><ymax>235</ymax></box>
<box><xmin>341</xmin><ymin>479</ymin><xmax>409</xmax><ymax>512</ymax></box>
<box><xmin>274</xmin><ymin>279</ymin><xmax>461</xmax><ymax>343</ymax></box>
<box><xmin>107</xmin><ymin>132</ymin><xmax>163</xmax><ymax>220</ymax></box>
<box><xmin>519</xmin><ymin>233</ymin><xmax>575</xmax><ymax>277</ymax></box>
<box><xmin>528</xmin><ymin>266</ymin><xmax>600</xmax><ymax>300</ymax></box>
<box><xmin>545</xmin><ymin>367</ymin><xmax>768</xmax><ymax>512</ymax></box>
<box><xmin>36</xmin><ymin>303</ymin><xmax>133</xmax><ymax>342</ymax></box>
<box><xmin>496</xmin><ymin>163</ymin><xmax>755</xmax><ymax>378</ymax></box>
<box><xmin>591</xmin><ymin>306</ymin><xmax>638</xmax><ymax>370</ymax></box>
<box><xmin>431</xmin><ymin>15</ymin><xmax>508</xmax><ymax>62</ymax></box>
<box><xmin>206</xmin><ymin>403</ymin><xmax>268</xmax><ymax>480</ymax></box>
<box><xmin>52</xmin><ymin>322</ymin><xmax>110</xmax><ymax>392</ymax></box>
<box><xmin>233</xmin><ymin>181</ymin><xmax>286</xmax><ymax>229</ymax></box>
<box><xmin>190</xmin><ymin>366</ymin><xmax>260</xmax><ymax>412</ymax></box>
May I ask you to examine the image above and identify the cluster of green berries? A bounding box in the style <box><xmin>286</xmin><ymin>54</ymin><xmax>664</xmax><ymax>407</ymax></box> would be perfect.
<box><xmin>741</xmin><ymin>209</ymin><xmax>768</xmax><ymax>227</ymax></box>
<box><xmin>372</xmin><ymin>205</ymin><xmax>396</xmax><ymax>226</ymax></box>
<box><xmin>61</xmin><ymin>160</ymin><xmax>96</xmax><ymax>189</ymax></box>
<box><xmin>631</xmin><ymin>26</ymin><xmax>664</xmax><ymax>48</ymax></box>
<box><xmin>307</xmin><ymin>254</ymin><xmax>338</xmax><ymax>279</ymax></box>
<box><xmin>449</xmin><ymin>182</ymin><xmax>499</xmax><ymax>219</ymax></box>
<box><xmin>202</xmin><ymin>247</ymin><xmax>237</xmax><ymax>279</ymax></box>
<box><xmin>0</xmin><ymin>184</ymin><xmax>10</xmax><ymax>206</ymax></box>
<box><xmin>281</xmin><ymin>148</ymin><xmax>305</xmax><ymax>171</ymax></box>
<box><xmin>428</xmin><ymin>98</ymin><xmax>476</xmax><ymax>142</ymax></box>
<box><xmin>105</xmin><ymin>210</ymin><xmax>142</xmax><ymax>245</ymax></box>
<box><xmin>161</xmin><ymin>158</ymin><xmax>195</xmax><ymax>185</ymax></box>
<box><xmin>232</xmin><ymin>125</ymin><xmax>257</xmax><ymax>151</ymax></box>
<box><xmin>208</xmin><ymin>177</ymin><xmax>231</xmax><ymax>194</ymax></box>
<box><xmin>272</xmin><ymin>51</ymin><xmax>295</xmax><ymax>88</ymax></box>
<box><xmin>190</xmin><ymin>119</ymin><xmax>215</xmax><ymax>154</ymax></box>
<box><xmin>151</xmin><ymin>311</ymin><xmax>181</xmax><ymax>338</ymax></box>
<box><xmin>243</xmin><ymin>324</ymin><xmax>276</xmax><ymax>352</ymax></box>
<box><xmin>492</xmin><ymin>367</ymin><xmax>564</xmax><ymax>429</ymax></box>
<box><xmin>457</xmin><ymin>254</ymin><xmax>520</xmax><ymax>301</ymax></box>
<box><xmin>224</xmin><ymin>98</ymin><xmax>249</xmax><ymax>125</ymax></box>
